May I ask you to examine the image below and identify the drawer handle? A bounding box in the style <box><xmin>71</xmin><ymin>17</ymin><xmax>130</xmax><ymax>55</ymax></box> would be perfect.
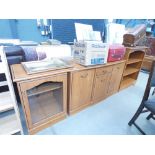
<box><xmin>102</xmin><ymin>70</ymin><xmax>107</xmax><ymax>74</ymax></box>
<box><xmin>81</xmin><ymin>73</ymin><xmax>88</xmax><ymax>78</ymax></box>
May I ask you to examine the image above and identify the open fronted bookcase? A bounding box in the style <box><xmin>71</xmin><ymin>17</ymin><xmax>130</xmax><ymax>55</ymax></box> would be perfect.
<box><xmin>120</xmin><ymin>46</ymin><xmax>147</xmax><ymax>90</ymax></box>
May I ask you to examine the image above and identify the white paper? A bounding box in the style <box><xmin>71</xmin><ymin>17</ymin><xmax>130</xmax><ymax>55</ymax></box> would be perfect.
<box><xmin>75</xmin><ymin>23</ymin><xmax>93</xmax><ymax>41</ymax></box>
<box><xmin>93</xmin><ymin>31</ymin><xmax>101</xmax><ymax>41</ymax></box>
<box><xmin>106</xmin><ymin>23</ymin><xmax>126</xmax><ymax>44</ymax></box>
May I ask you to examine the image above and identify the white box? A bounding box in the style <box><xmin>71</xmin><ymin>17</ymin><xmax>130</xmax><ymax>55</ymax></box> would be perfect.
<box><xmin>74</xmin><ymin>41</ymin><xmax>109</xmax><ymax>66</ymax></box>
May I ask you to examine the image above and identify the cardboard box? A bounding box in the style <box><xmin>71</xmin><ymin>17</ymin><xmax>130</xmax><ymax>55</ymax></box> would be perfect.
<box><xmin>74</xmin><ymin>41</ymin><xmax>109</xmax><ymax>66</ymax></box>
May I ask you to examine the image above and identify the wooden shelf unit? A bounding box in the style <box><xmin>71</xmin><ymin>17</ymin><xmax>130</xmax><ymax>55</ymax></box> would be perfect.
<box><xmin>119</xmin><ymin>46</ymin><xmax>146</xmax><ymax>90</ymax></box>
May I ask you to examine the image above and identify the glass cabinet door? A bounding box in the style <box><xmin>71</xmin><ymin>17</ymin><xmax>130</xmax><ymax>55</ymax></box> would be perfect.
<box><xmin>26</xmin><ymin>82</ymin><xmax>63</xmax><ymax>125</ymax></box>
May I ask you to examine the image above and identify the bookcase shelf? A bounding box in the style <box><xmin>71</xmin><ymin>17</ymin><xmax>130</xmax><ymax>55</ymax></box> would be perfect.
<box><xmin>123</xmin><ymin>67</ymin><xmax>139</xmax><ymax>76</ymax></box>
<box><xmin>126</xmin><ymin>58</ymin><xmax>142</xmax><ymax>64</ymax></box>
<box><xmin>120</xmin><ymin>76</ymin><xmax>136</xmax><ymax>90</ymax></box>
<box><xmin>27</xmin><ymin>82</ymin><xmax>62</xmax><ymax>97</ymax></box>
<box><xmin>119</xmin><ymin>47</ymin><xmax>146</xmax><ymax>90</ymax></box>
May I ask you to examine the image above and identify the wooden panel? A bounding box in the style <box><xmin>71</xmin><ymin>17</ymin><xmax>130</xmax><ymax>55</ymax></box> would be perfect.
<box><xmin>127</xmin><ymin>61</ymin><xmax>143</xmax><ymax>69</ymax></box>
<box><xmin>126</xmin><ymin>46</ymin><xmax>147</xmax><ymax>52</ymax></box>
<box><xmin>95</xmin><ymin>66</ymin><xmax>113</xmax><ymax>76</ymax></box>
<box><xmin>142</xmin><ymin>60</ymin><xmax>152</xmax><ymax>71</ymax></box>
<box><xmin>142</xmin><ymin>55</ymin><xmax>155</xmax><ymax>71</ymax></box>
<box><xmin>11</xmin><ymin>64</ymin><xmax>73</xmax><ymax>82</ymax></box>
<box><xmin>19</xmin><ymin>75</ymin><xmax>57</xmax><ymax>92</ymax></box>
<box><xmin>70</xmin><ymin>69</ymin><xmax>95</xmax><ymax>111</ymax></box>
<box><xmin>128</xmin><ymin>50</ymin><xmax>145</xmax><ymax>60</ymax></box>
<box><xmin>92</xmin><ymin>72</ymin><xmax>112</xmax><ymax>104</ymax></box>
<box><xmin>126</xmin><ymin>58</ymin><xmax>142</xmax><ymax>64</ymax></box>
<box><xmin>120</xmin><ymin>77</ymin><xmax>136</xmax><ymax>90</ymax></box>
<box><xmin>11</xmin><ymin>61</ymin><xmax>126</xmax><ymax>82</ymax></box>
<box><xmin>29</xmin><ymin>113</ymin><xmax>66</xmax><ymax>135</ymax></box>
<box><xmin>108</xmin><ymin>63</ymin><xmax>125</xmax><ymax>96</ymax></box>
<box><xmin>17</xmin><ymin>83</ymin><xmax>30</xmax><ymax>130</ymax></box>
<box><xmin>93</xmin><ymin>66</ymin><xmax>113</xmax><ymax>103</ymax></box>
<box><xmin>69</xmin><ymin>103</ymin><xmax>92</xmax><ymax>115</ymax></box>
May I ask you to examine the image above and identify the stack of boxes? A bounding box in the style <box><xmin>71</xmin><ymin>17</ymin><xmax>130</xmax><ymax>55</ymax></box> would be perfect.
<box><xmin>73</xmin><ymin>23</ymin><xmax>126</xmax><ymax>66</ymax></box>
<box><xmin>73</xmin><ymin>41</ymin><xmax>126</xmax><ymax>66</ymax></box>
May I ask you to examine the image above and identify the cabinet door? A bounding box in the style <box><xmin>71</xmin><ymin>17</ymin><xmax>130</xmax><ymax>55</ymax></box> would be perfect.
<box><xmin>92</xmin><ymin>66</ymin><xmax>113</xmax><ymax>103</ymax></box>
<box><xmin>18</xmin><ymin>74</ymin><xmax>67</xmax><ymax>132</ymax></box>
<box><xmin>70</xmin><ymin>69</ymin><xmax>95</xmax><ymax>112</ymax></box>
<box><xmin>108</xmin><ymin>63</ymin><xmax>124</xmax><ymax>96</ymax></box>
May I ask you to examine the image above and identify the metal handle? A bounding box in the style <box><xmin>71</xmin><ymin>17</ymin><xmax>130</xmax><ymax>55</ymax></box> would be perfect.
<box><xmin>102</xmin><ymin>70</ymin><xmax>107</xmax><ymax>74</ymax></box>
<box><xmin>101</xmin><ymin>79</ymin><xmax>104</xmax><ymax>83</ymax></box>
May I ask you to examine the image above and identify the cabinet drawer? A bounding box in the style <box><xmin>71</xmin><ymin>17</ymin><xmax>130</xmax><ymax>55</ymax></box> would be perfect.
<box><xmin>19</xmin><ymin>74</ymin><xmax>67</xmax><ymax>92</ymax></box>
<box><xmin>114</xmin><ymin>63</ymin><xmax>125</xmax><ymax>71</ymax></box>
<box><xmin>95</xmin><ymin>66</ymin><xmax>113</xmax><ymax>76</ymax></box>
